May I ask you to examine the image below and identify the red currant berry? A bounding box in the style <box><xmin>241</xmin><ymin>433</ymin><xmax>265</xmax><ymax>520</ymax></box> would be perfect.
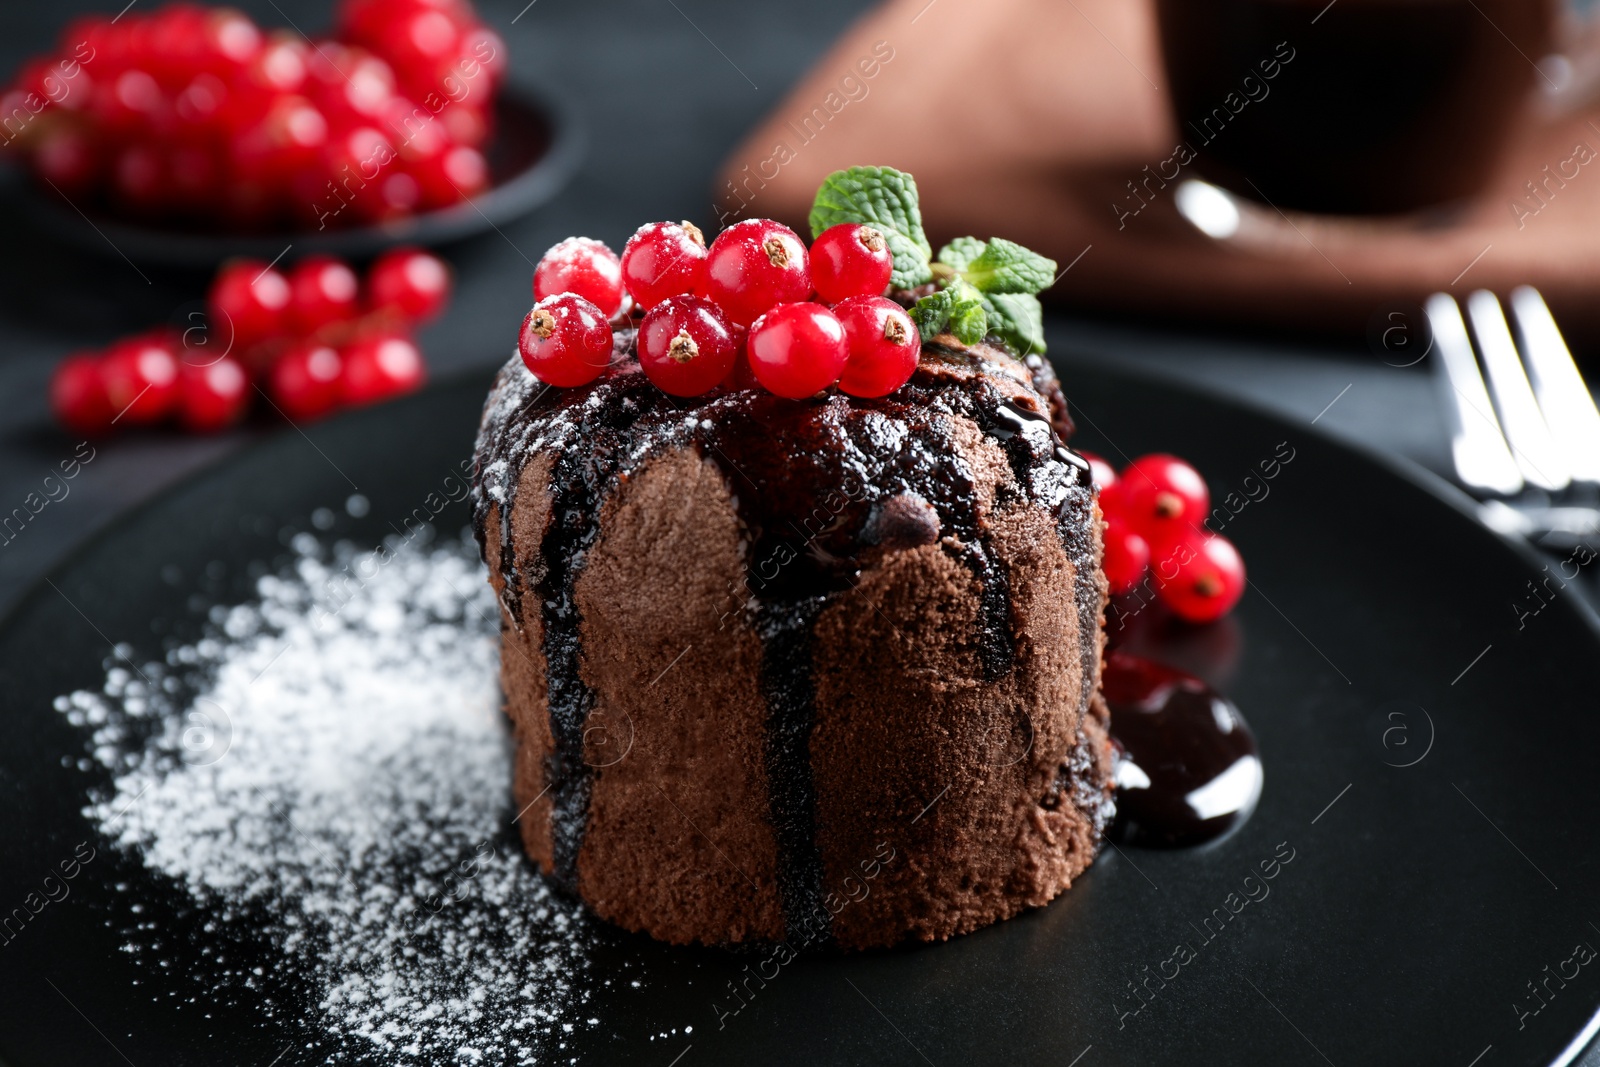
<box><xmin>1102</xmin><ymin>516</ymin><xmax>1150</xmax><ymax>596</ymax></box>
<box><xmin>519</xmin><ymin>294</ymin><xmax>613</xmax><ymax>387</ymax></box>
<box><xmin>100</xmin><ymin>334</ymin><xmax>182</xmax><ymax>424</ymax></box>
<box><xmin>177</xmin><ymin>357</ymin><xmax>250</xmax><ymax>433</ymax></box>
<box><xmin>716</xmin><ymin>325</ymin><xmax>760</xmax><ymax>391</ymax></box>
<box><xmin>534</xmin><ymin>237</ymin><xmax>624</xmax><ymax>317</ymax></box>
<box><xmin>746</xmin><ymin>302</ymin><xmax>848</xmax><ymax>399</ymax></box>
<box><xmin>1155</xmin><ymin>532</ymin><xmax>1245</xmax><ymax>623</ymax></box>
<box><xmin>809</xmin><ymin>223</ymin><xmax>893</xmax><ymax>304</ymax></box>
<box><xmin>210</xmin><ymin>259</ymin><xmax>292</xmax><ymax>350</ymax></box>
<box><xmin>832</xmin><ymin>296</ymin><xmax>920</xmax><ymax>398</ymax></box>
<box><xmin>270</xmin><ymin>341</ymin><xmax>344</xmax><ymax>421</ymax></box>
<box><xmin>702</xmin><ymin>219</ymin><xmax>812</xmax><ymax>327</ymax></box>
<box><xmin>50</xmin><ymin>353</ymin><xmax>114</xmax><ymax>436</ymax></box>
<box><xmin>638</xmin><ymin>296</ymin><xmax>738</xmax><ymax>397</ymax></box>
<box><xmin>1078</xmin><ymin>450</ymin><xmax>1118</xmax><ymax>492</ymax></box>
<box><xmin>367</xmin><ymin>247</ymin><xmax>452</xmax><ymax>323</ymax></box>
<box><xmin>340</xmin><ymin>333</ymin><xmax>427</xmax><ymax>406</ymax></box>
<box><xmin>620</xmin><ymin>221</ymin><xmax>707</xmax><ymax>310</ymax></box>
<box><xmin>1119</xmin><ymin>453</ymin><xmax>1210</xmax><ymax>546</ymax></box>
<box><xmin>288</xmin><ymin>255</ymin><xmax>360</xmax><ymax>333</ymax></box>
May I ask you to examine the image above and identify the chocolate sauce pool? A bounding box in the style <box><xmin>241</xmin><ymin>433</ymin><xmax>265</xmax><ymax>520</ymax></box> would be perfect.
<box><xmin>1103</xmin><ymin>650</ymin><xmax>1262</xmax><ymax>848</ymax></box>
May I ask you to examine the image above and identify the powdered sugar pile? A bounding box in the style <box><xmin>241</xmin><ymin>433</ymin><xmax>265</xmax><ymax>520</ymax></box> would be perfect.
<box><xmin>55</xmin><ymin>529</ymin><xmax>595</xmax><ymax>1063</ymax></box>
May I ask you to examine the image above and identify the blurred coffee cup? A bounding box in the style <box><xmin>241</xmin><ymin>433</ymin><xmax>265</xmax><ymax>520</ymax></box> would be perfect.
<box><xmin>1153</xmin><ymin>0</ymin><xmax>1581</xmax><ymax>215</ymax></box>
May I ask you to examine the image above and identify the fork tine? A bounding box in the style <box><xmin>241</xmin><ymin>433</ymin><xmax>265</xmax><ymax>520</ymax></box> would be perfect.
<box><xmin>1508</xmin><ymin>287</ymin><xmax>1600</xmax><ymax>485</ymax></box>
<box><xmin>1465</xmin><ymin>290</ymin><xmax>1570</xmax><ymax>491</ymax></box>
<box><xmin>1425</xmin><ymin>294</ymin><xmax>1524</xmax><ymax>495</ymax></box>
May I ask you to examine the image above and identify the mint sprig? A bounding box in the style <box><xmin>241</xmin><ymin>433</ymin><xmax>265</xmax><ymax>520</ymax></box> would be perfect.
<box><xmin>809</xmin><ymin>166</ymin><xmax>933</xmax><ymax>289</ymax></box>
<box><xmin>808</xmin><ymin>165</ymin><xmax>1058</xmax><ymax>353</ymax></box>
<box><xmin>910</xmin><ymin>287</ymin><xmax>988</xmax><ymax>346</ymax></box>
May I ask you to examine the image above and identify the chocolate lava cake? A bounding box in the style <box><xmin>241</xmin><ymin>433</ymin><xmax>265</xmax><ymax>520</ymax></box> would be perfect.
<box><xmin>472</xmin><ymin>324</ymin><xmax>1115</xmax><ymax>951</ymax></box>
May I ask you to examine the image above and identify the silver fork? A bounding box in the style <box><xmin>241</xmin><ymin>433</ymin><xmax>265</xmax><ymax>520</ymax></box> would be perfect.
<box><xmin>1424</xmin><ymin>287</ymin><xmax>1600</xmax><ymax>552</ymax></box>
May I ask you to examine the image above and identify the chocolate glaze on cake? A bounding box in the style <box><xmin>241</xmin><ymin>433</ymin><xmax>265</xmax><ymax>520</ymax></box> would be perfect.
<box><xmin>473</xmin><ymin>324</ymin><xmax>1114</xmax><ymax>950</ymax></box>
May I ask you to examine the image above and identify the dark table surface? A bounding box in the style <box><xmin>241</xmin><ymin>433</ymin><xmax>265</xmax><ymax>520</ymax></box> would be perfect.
<box><xmin>0</xmin><ymin>0</ymin><xmax>1596</xmax><ymax>1061</ymax></box>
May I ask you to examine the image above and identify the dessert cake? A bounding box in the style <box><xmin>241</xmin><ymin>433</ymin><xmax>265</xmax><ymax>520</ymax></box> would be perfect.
<box><xmin>471</xmin><ymin>167</ymin><xmax>1116</xmax><ymax>950</ymax></box>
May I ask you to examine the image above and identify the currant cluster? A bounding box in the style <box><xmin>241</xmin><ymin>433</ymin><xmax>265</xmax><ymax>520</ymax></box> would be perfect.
<box><xmin>2</xmin><ymin>0</ymin><xmax>505</xmax><ymax>230</ymax></box>
<box><xmin>1086</xmin><ymin>452</ymin><xmax>1247</xmax><ymax>623</ymax></box>
<box><xmin>518</xmin><ymin>217</ymin><xmax>922</xmax><ymax>400</ymax></box>
<box><xmin>50</xmin><ymin>246</ymin><xmax>446</xmax><ymax>435</ymax></box>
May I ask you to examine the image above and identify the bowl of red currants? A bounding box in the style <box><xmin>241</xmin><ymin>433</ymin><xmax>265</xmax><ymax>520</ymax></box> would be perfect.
<box><xmin>0</xmin><ymin>0</ymin><xmax>582</xmax><ymax>268</ymax></box>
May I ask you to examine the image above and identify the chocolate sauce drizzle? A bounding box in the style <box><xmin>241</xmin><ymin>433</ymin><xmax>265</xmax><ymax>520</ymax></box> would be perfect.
<box><xmin>472</xmin><ymin>332</ymin><xmax>1101</xmax><ymax>931</ymax></box>
<box><xmin>1103</xmin><ymin>651</ymin><xmax>1262</xmax><ymax>848</ymax></box>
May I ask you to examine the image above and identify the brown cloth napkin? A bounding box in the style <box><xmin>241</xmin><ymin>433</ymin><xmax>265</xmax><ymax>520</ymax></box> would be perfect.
<box><xmin>716</xmin><ymin>0</ymin><xmax>1600</xmax><ymax>346</ymax></box>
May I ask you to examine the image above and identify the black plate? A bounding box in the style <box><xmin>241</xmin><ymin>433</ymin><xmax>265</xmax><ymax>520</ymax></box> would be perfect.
<box><xmin>2</xmin><ymin>359</ymin><xmax>1598</xmax><ymax>1067</ymax></box>
<box><xmin>3</xmin><ymin>81</ymin><xmax>583</xmax><ymax>268</ymax></box>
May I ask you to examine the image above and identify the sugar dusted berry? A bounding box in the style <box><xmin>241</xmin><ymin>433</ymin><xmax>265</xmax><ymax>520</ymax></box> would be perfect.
<box><xmin>1119</xmin><ymin>453</ymin><xmax>1210</xmax><ymax>546</ymax></box>
<box><xmin>746</xmin><ymin>302</ymin><xmax>848</xmax><ymax>400</ymax></box>
<box><xmin>621</xmin><ymin>221</ymin><xmax>707</xmax><ymax>310</ymax></box>
<box><xmin>638</xmin><ymin>296</ymin><xmax>737</xmax><ymax>397</ymax></box>
<box><xmin>178</xmin><ymin>356</ymin><xmax>250</xmax><ymax>433</ymax></box>
<box><xmin>833</xmin><ymin>296</ymin><xmax>920</xmax><ymax>398</ymax></box>
<box><xmin>51</xmin><ymin>353</ymin><xmax>114</xmax><ymax>436</ymax></box>
<box><xmin>1157</xmin><ymin>532</ymin><xmax>1245</xmax><ymax>623</ymax></box>
<box><xmin>288</xmin><ymin>255</ymin><xmax>360</xmax><ymax>333</ymax></box>
<box><xmin>368</xmin><ymin>247</ymin><xmax>452</xmax><ymax>323</ymax></box>
<box><xmin>519</xmin><ymin>293</ymin><xmax>613</xmax><ymax>387</ymax></box>
<box><xmin>270</xmin><ymin>341</ymin><xmax>344</xmax><ymax>421</ymax></box>
<box><xmin>209</xmin><ymin>258</ymin><xmax>292</xmax><ymax>350</ymax></box>
<box><xmin>535</xmin><ymin>237</ymin><xmax>624</xmax><ymax>317</ymax></box>
<box><xmin>703</xmin><ymin>219</ymin><xmax>812</xmax><ymax>327</ymax></box>
<box><xmin>340</xmin><ymin>333</ymin><xmax>427</xmax><ymax>406</ymax></box>
<box><xmin>810</xmin><ymin>223</ymin><xmax>893</xmax><ymax>304</ymax></box>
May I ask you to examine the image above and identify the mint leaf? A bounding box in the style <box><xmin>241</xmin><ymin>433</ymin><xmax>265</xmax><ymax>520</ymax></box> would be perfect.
<box><xmin>959</xmin><ymin>238</ymin><xmax>1057</xmax><ymax>294</ymax></box>
<box><xmin>909</xmin><ymin>288</ymin><xmax>958</xmax><ymax>336</ymax></box>
<box><xmin>978</xmin><ymin>292</ymin><xmax>1046</xmax><ymax>355</ymax></box>
<box><xmin>935</xmin><ymin>237</ymin><xmax>985</xmax><ymax>273</ymax></box>
<box><xmin>948</xmin><ymin>301</ymin><xmax>988</xmax><ymax>345</ymax></box>
<box><xmin>910</xmin><ymin>287</ymin><xmax>988</xmax><ymax>343</ymax></box>
<box><xmin>809</xmin><ymin>166</ymin><xmax>932</xmax><ymax>288</ymax></box>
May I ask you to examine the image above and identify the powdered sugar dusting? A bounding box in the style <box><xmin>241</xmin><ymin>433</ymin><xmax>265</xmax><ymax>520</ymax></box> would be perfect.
<box><xmin>55</xmin><ymin>530</ymin><xmax>594</xmax><ymax>1063</ymax></box>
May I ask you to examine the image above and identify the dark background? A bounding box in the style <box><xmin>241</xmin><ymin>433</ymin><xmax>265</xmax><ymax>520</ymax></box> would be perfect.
<box><xmin>0</xmin><ymin>1</ymin><xmax>1596</xmax><ymax>1062</ymax></box>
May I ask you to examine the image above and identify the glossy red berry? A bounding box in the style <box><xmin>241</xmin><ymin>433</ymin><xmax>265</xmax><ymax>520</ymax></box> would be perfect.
<box><xmin>1078</xmin><ymin>450</ymin><xmax>1118</xmax><ymax>492</ymax></box>
<box><xmin>178</xmin><ymin>357</ymin><xmax>250</xmax><ymax>433</ymax></box>
<box><xmin>1156</xmin><ymin>532</ymin><xmax>1245</xmax><ymax>623</ymax></box>
<box><xmin>832</xmin><ymin>296</ymin><xmax>920</xmax><ymax>398</ymax></box>
<box><xmin>638</xmin><ymin>296</ymin><xmax>738</xmax><ymax>397</ymax></box>
<box><xmin>209</xmin><ymin>259</ymin><xmax>292</xmax><ymax>350</ymax></box>
<box><xmin>1119</xmin><ymin>453</ymin><xmax>1210</xmax><ymax>546</ymax></box>
<box><xmin>1102</xmin><ymin>516</ymin><xmax>1150</xmax><ymax>596</ymax></box>
<box><xmin>810</xmin><ymin>223</ymin><xmax>893</xmax><ymax>304</ymax></box>
<box><xmin>534</xmin><ymin>237</ymin><xmax>624</xmax><ymax>317</ymax></box>
<box><xmin>50</xmin><ymin>354</ymin><xmax>114</xmax><ymax>436</ymax></box>
<box><xmin>269</xmin><ymin>341</ymin><xmax>344</xmax><ymax>421</ymax></box>
<box><xmin>620</xmin><ymin>221</ymin><xmax>707</xmax><ymax>310</ymax></box>
<box><xmin>288</xmin><ymin>256</ymin><xmax>360</xmax><ymax>333</ymax></box>
<box><xmin>703</xmin><ymin>219</ymin><xmax>812</xmax><ymax>327</ymax></box>
<box><xmin>367</xmin><ymin>247</ymin><xmax>452</xmax><ymax>323</ymax></box>
<box><xmin>746</xmin><ymin>302</ymin><xmax>848</xmax><ymax>400</ymax></box>
<box><xmin>340</xmin><ymin>334</ymin><xmax>427</xmax><ymax>406</ymax></box>
<box><xmin>518</xmin><ymin>293</ymin><xmax>613</xmax><ymax>387</ymax></box>
<box><xmin>100</xmin><ymin>335</ymin><xmax>182</xmax><ymax>424</ymax></box>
